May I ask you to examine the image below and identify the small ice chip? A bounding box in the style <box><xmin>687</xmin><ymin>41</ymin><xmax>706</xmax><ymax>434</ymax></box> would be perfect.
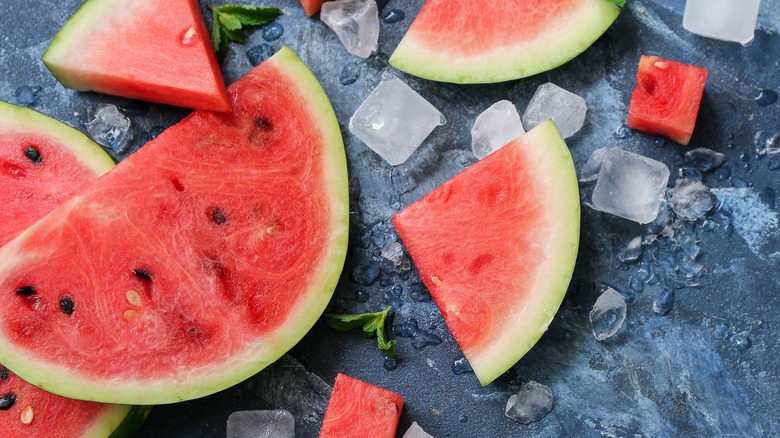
<box><xmin>504</xmin><ymin>381</ymin><xmax>554</xmax><ymax>424</ymax></box>
<box><xmin>683</xmin><ymin>0</ymin><xmax>760</xmax><ymax>45</ymax></box>
<box><xmin>349</xmin><ymin>74</ymin><xmax>445</xmax><ymax>165</ymax></box>
<box><xmin>670</xmin><ymin>178</ymin><xmax>713</xmax><ymax>221</ymax></box>
<box><xmin>591</xmin><ymin>148</ymin><xmax>670</xmax><ymax>224</ymax></box>
<box><xmin>470</xmin><ymin>100</ymin><xmax>524</xmax><ymax>159</ymax></box>
<box><xmin>87</xmin><ymin>103</ymin><xmax>133</xmax><ymax>152</ymax></box>
<box><xmin>226</xmin><ymin>410</ymin><xmax>295</xmax><ymax>438</ymax></box>
<box><xmin>402</xmin><ymin>421</ymin><xmax>434</xmax><ymax>438</ymax></box>
<box><xmin>684</xmin><ymin>147</ymin><xmax>724</xmax><ymax>172</ymax></box>
<box><xmin>618</xmin><ymin>236</ymin><xmax>643</xmax><ymax>263</ymax></box>
<box><xmin>321</xmin><ymin>0</ymin><xmax>379</xmax><ymax>58</ymax></box>
<box><xmin>522</xmin><ymin>82</ymin><xmax>587</xmax><ymax>139</ymax></box>
<box><xmin>381</xmin><ymin>241</ymin><xmax>404</xmax><ymax>266</ymax></box>
<box><xmin>589</xmin><ymin>288</ymin><xmax>627</xmax><ymax>341</ymax></box>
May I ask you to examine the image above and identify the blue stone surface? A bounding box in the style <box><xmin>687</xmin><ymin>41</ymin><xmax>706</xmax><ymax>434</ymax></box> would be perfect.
<box><xmin>1</xmin><ymin>0</ymin><xmax>779</xmax><ymax>437</ymax></box>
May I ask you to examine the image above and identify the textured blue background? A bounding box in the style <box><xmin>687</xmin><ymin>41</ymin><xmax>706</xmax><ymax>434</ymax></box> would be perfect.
<box><xmin>1</xmin><ymin>0</ymin><xmax>778</xmax><ymax>436</ymax></box>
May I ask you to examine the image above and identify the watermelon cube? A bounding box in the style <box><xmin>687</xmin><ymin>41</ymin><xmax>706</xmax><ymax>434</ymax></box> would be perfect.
<box><xmin>627</xmin><ymin>55</ymin><xmax>708</xmax><ymax>145</ymax></box>
<box><xmin>320</xmin><ymin>374</ymin><xmax>404</xmax><ymax>438</ymax></box>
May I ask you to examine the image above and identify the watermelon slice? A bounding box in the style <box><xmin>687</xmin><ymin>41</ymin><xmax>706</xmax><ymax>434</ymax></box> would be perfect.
<box><xmin>0</xmin><ymin>102</ymin><xmax>148</xmax><ymax>437</ymax></box>
<box><xmin>320</xmin><ymin>374</ymin><xmax>404</xmax><ymax>438</ymax></box>
<box><xmin>627</xmin><ymin>55</ymin><xmax>709</xmax><ymax>145</ymax></box>
<box><xmin>389</xmin><ymin>0</ymin><xmax>622</xmax><ymax>83</ymax></box>
<box><xmin>393</xmin><ymin>120</ymin><xmax>580</xmax><ymax>385</ymax></box>
<box><xmin>0</xmin><ymin>47</ymin><xmax>348</xmax><ymax>405</ymax></box>
<box><xmin>42</xmin><ymin>0</ymin><xmax>230</xmax><ymax>112</ymax></box>
<box><xmin>299</xmin><ymin>0</ymin><xmax>330</xmax><ymax>17</ymax></box>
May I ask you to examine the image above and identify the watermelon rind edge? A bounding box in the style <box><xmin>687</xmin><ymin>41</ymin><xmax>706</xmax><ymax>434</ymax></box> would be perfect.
<box><xmin>388</xmin><ymin>0</ymin><xmax>621</xmax><ymax>84</ymax></box>
<box><xmin>0</xmin><ymin>100</ymin><xmax>115</xmax><ymax>174</ymax></box>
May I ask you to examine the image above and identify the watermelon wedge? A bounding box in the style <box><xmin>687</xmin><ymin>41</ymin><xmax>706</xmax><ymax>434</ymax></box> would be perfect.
<box><xmin>320</xmin><ymin>374</ymin><xmax>404</xmax><ymax>438</ymax></box>
<box><xmin>0</xmin><ymin>47</ymin><xmax>348</xmax><ymax>405</ymax></box>
<box><xmin>0</xmin><ymin>103</ymin><xmax>148</xmax><ymax>437</ymax></box>
<box><xmin>393</xmin><ymin>120</ymin><xmax>580</xmax><ymax>385</ymax></box>
<box><xmin>42</xmin><ymin>0</ymin><xmax>230</xmax><ymax>112</ymax></box>
<box><xmin>389</xmin><ymin>0</ymin><xmax>622</xmax><ymax>83</ymax></box>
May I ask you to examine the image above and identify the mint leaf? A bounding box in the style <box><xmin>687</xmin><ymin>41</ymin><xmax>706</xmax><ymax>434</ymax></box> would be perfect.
<box><xmin>324</xmin><ymin>306</ymin><xmax>396</xmax><ymax>358</ymax></box>
<box><xmin>605</xmin><ymin>0</ymin><xmax>626</xmax><ymax>7</ymax></box>
<box><xmin>208</xmin><ymin>4</ymin><xmax>282</xmax><ymax>60</ymax></box>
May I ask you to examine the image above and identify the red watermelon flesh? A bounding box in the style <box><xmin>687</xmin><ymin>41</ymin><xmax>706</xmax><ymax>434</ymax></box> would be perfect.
<box><xmin>0</xmin><ymin>47</ymin><xmax>348</xmax><ymax>405</ymax></box>
<box><xmin>299</xmin><ymin>0</ymin><xmax>330</xmax><ymax>16</ymax></box>
<box><xmin>42</xmin><ymin>0</ymin><xmax>230</xmax><ymax>112</ymax></box>
<box><xmin>628</xmin><ymin>55</ymin><xmax>709</xmax><ymax>145</ymax></box>
<box><xmin>319</xmin><ymin>374</ymin><xmax>404</xmax><ymax>438</ymax></box>
<box><xmin>393</xmin><ymin>120</ymin><xmax>580</xmax><ymax>385</ymax></box>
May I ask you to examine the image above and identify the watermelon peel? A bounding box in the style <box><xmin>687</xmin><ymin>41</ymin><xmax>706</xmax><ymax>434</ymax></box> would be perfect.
<box><xmin>393</xmin><ymin>120</ymin><xmax>580</xmax><ymax>385</ymax></box>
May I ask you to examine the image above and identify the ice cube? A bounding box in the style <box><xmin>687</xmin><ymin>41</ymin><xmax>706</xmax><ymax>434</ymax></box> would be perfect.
<box><xmin>589</xmin><ymin>288</ymin><xmax>627</xmax><ymax>341</ymax></box>
<box><xmin>381</xmin><ymin>241</ymin><xmax>404</xmax><ymax>266</ymax></box>
<box><xmin>470</xmin><ymin>100</ymin><xmax>525</xmax><ymax>159</ymax></box>
<box><xmin>504</xmin><ymin>381</ymin><xmax>554</xmax><ymax>424</ymax></box>
<box><xmin>684</xmin><ymin>147</ymin><xmax>724</xmax><ymax>172</ymax></box>
<box><xmin>683</xmin><ymin>0</ymin><xmax>760</xmax><ymax>45</ymax></box>
<box><xmin>591</xmin><ymin>148</ymin><xmax>670</xmax><ymax>224</ymax></box>
<box><xmin>321</xmin><ymin>0</ymin><xmax>379</xmax><ymax>58</ymax></box>
<box><xmin>618</xmin><ymin>236</ymin><xmax>643</xmax><ymax>263</ymax></box>
<box><xmin>226</xmin><ymin>410</ymin><xmax>295</xmax><ymax>438</ymax></box>
<box><xmin>522</xmin><ymin>82</ymin><xmax>587</xmax><ymax>139</ymax></box>
<box><xmin>579</xmin><ymin>147</ymin><xmax>610</xmax><ymax>182</ymax></box>
<box><xmin>670</xmin><ymin>178</ymin><xmax>713</xmax><ymax>221</ymax></box>
<box><xmin>87</xmin><ymin>103</ymin><xmax>133</xmax><ymax>152</ymax></box>
<box><xmin>402</xmin><ymin>421</ymin><xmax>434</xmax><ymax>438</ymax></box>
<box><xmin>349</xmin><ymin>74</ymin><xmax>445</xmax><ymax>165</ymax></box>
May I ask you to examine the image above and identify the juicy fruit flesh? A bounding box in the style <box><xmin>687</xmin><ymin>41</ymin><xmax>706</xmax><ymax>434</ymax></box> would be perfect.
<box><xmin>0</xmin><ymin>48</ymin><xmax>348</xmax><ymax>404</ymax></box>
<box><xmin>300</xmin><ymin>0</ymin><xmax>329</xmax><ymax>16</ymax></box>
<box><xmin>43</xmin><ymin>0</ymin><xmax>230</xmax><ymax>111</ymax></box>
<box><xmin>393</xmin><ymin>121</ymin><xmax>580</xmax><ymax>385</ymax></box>
<box><xmin>320</xmin><ymin>374</ymin><xmax>404</xmax><ymax>438</ymax></box>
<box><xmin>628</xmin><ymin>55</ymin><xmax>709</xmax><ymax>145</ymax></box>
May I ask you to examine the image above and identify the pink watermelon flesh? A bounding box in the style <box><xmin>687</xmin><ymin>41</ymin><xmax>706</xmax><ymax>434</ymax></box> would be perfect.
<box><xmin>0</xmin><ymin>47</ymin><xmax>348</xmax><ymax>405</ymax></box>
<box><xmin>42</xmin><ymin>0</ymin><xmax>230</xmax><ymax>112</ymax></box>
<box><xmin>0</xmin><ymin>102</ymin><xmax>146</xmax><ymax>437</ymax></box>
<box><xmin>319</xmin><ymin>374</ymin><xmax>404</xmax><ymax>438</ymax></box>
<box><xmin>393</xmin><ymin>121</ymin><xmax>580</xmax><ymax>385</ymax></box>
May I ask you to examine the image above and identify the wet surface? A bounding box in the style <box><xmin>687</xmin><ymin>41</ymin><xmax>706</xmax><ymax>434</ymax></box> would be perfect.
<box><xmin>1</xmin><ymin>0</ymin><xmax>779</xmax><ymax>436</ymax></box>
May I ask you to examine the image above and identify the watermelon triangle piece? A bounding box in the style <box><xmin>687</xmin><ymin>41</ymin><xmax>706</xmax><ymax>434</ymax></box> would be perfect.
<box><xmin>320</xmin><ymin>374</ymin><xmax>404</xmax><ymax>438</ymax></box>
<box><xmin>0</xmin><ymin>47</ymin><xmax>348</xmax><ymax>405</ymax></box>
<box><xmin>0</xmin><ymin>102</ymin><xmax>149</xmax><ymax>437</ymax></box>
<box><xmin>389</xmin><ymin>0</ymin><xmax>622</xmax><ymax>83</ymax></box>
<box><xmin>393</xmin><ymin>120</ymin><xmax>580</xmax><ymax>385</ymax></box>
<box><xmin>42</xmin><ymin>0</ymin><xmax>231</xmax><ymax>112</ymax></box>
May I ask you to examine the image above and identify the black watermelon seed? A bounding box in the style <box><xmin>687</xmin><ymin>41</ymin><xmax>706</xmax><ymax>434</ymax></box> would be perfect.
<box><xmin>15</xmin><ymin>286</ymin><xmax>35</xmax><ymax>296</ymax></box>
<box><xmin>0</xmin><ymin>393</ymin><xmax>16</xmax><ymax>410</ymax></box>
<box><xmin>211</xmin><ymin>208</ymin><xmax>228</xmax><ymax>225</ymax></box>
<box><xmin>23</xmin><ymin>146</ymin><xmax>41</xmax><ymax>163</ymax></box>
<box><xmin>255</xmin><ymin>117</ymin><xmax>272</xmax><ymax>131</ymax></box>
<box><xmin>60</xmin><ymin>296</ymin><xmax>75</xmax><ymax>315</ymax></box>
<box><xmin>0</xmin><ymin>367</ymin><xmax>8</xmax><ymax>380</ymax></box>
<box><xmin>133</xmin><ymin>269</ymin><xmax>152</xmax><ymax>281</ymax></box>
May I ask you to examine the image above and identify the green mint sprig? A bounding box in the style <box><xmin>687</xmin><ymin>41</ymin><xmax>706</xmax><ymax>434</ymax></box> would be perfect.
<box><xmin>324</xmin><ymin>306</ymin><xmax>396</xmax><ymax>358</ymax></box>
<box><xmin>606</xmin><ymin>0</ymin><xmax>626</xmax><ymax>7</ymax></box>
<box><xmin>208</xmin><ymin>4</ymin><xmax>282</xmax><ymax>59</ymax></box>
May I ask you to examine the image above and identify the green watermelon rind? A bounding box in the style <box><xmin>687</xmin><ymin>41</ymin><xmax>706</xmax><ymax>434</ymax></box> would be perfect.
<box><xmin>104</xmin><ymin>405</ymin><xmax>152</xmax><ymax>438</ymax></box>
<box><xmin>0</xmin><ymin>47</ymin><xmax>348</xmax><ymax>405</ymax></box>
<box><xmin>0</xmin><ymin>101</ymin><xmax>115</xmax><ymax>174</ymax></box>
<box><xmin>388</xmin><ymin>0</ymin><xmax>621</xmax><ymax>84</ymax></box>
<box><xmin>470</xmin><ymin>120</ymin><xmax>580</xmax><ymax>385</ymax></box>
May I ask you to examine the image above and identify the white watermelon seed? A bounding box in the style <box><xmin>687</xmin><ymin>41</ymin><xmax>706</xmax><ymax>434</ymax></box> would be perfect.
<box><xmin>181</xmin><ymin>27</ymin><xmax>197</xmax><ymax>45</ymax></box>
<box><xmin>20</xmin><ymin>405</ymin><xmax>33</xmax><ymax>425</ymax></box>
<box><xmin>126</xmin><ymin>290</ymin><xmax>142</xmax><ymax>307</ymax></box>
<box><xmin>124</xmin><ymin>309</ymin><xmax>138</xmax><ymax>321</ymax></box>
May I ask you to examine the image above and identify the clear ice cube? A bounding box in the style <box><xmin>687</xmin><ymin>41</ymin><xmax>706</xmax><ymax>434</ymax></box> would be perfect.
<box><xmin>504</xmin><ymin>381</ymin><xmax>554</xmax><ymax>424</ymax></box>
<box><xmin>321</xmin><ymin>0</ymin><xmax>379</xmax><ymax>58</ymax></box>
<box><xmin>522</xmin><ymin>82</ymin><xmax>587</xmax><ymax>139</ymax></box>
<box><xmin>684</xmin><ymin>147</ymin><xmax>724</xmax><ymax>172</ymax></box>
<box><xmin>349</xmin><ymin>74</ymin><xmax>445</xmax><ymax>165</ymax></box>
<box><xmin>670</xmin><ymin>178</ymin><xmax>713</xmax><ymax>221</ymax></box>
<box><xmin>589</xmin><ymin>288</ymin><xmax>627</xmax><ymax>341</ymax></box>
<box><xmin>591</xmin><ymin>148</ymin><xmax>670</xmax><ymax>224</ymax></box>
<box><xmin>226</xmin><ymin>410</ymin><xmax>295</xmax><ymax>438</ymax></box>
<box><xmin>579</xmin><ymin>147</ymin><xmax>609</xmax><ymax>182</ymax></box>
<box><xmin>683</xmin><ymin>0</ymin><xmax>761</xmax><ymax>45</ymax></box>
<box><xmin>402</xmin><ymin>421</ymin><xmax>434</xmax><ymax>438</ymax></box>
<box><xmin>470</xmin><ymin>100</ymin><xmax>525</xmax><ymax>160</ymax></box>
<box><xmin>87</xmin><ymin>103</ymin><xmax>133</xmax><ymax>152</ymax></box>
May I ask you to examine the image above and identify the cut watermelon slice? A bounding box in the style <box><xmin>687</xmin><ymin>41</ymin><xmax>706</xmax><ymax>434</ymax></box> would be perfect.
<box><xmin>320</xmin><ymin>374</ymin><xmax>404</xmax><ymax>438</ymax></box>
<box><xmin>627</xmin><ymin>55</ymin><xmax>709</xmax><ymax>145</ymax></box>
<box><xmin>389</xmin><ymin>0</ymin><xmax>622</xmax><ymax>83</ymax></box>
<box><xmin>393</xmin><ymin>120</ymin><xmax>580</xmax><ymax>385</ymax></box>
<box><xmin>299</xmin><ymin>0</ymin><xmax>330</xmax><ymax>16</ymax></box>
<box><xmin>0</xmin><ymin>47</ymin><xmax>348</xmax><ymax>405</ymax></box>
<box><xmin>42</xmin><ymin>0</ymin><xmax>230</xmax><ymax>112</ymax></box>
<box><xmin>0</xmin><ymin>103</ymin><xmax>147</xmax><ymax>437</ymax></box>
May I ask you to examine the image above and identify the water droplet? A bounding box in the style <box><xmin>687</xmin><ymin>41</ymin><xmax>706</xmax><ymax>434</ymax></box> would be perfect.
<box><xmin>654</xmin><ymin>138</ymin><xmax>665</xmax><ymax>147</ymax></box>
<box><xmin>339</xmin><ymin>62</ymin><xmax>362</xmax><ymax>86</ymax></box>
<box><xmin>755</xmin><ymin>89</ymin><xmax>778</xmax><ymax>107</ymax></box>
<box><xmin>261</xmin><ymin>22</ymin><xmax>284</xmax><ymax>41</ymax></box>
<box><xmin>459</xmin><ymin>415</ymin><xmax>468</xmax><ymax>423</ymax></box>
<box><xmin>246</xmin><ymin>44</ymin><xmax>275</xmax><ymax>66</ymax></box>
<box><xmin>383</xmin><ymin>357</ymin><xmax>398</xmax><ymax>370</ymax></box>
<box><xmin>731</xmin><ymin>176</ymin><xmax>749</xmax><ymax>188</ymax></box>
<box><xmin>14</xmin><ymin>85</ymin><xmax>42</xmax><ymax>106</ymax></box>
<box><xmin>732</xmin><ymin>332</ymin><xmax>752</xmax><ymax>352</ymax></box>
<box><xmin>769</xmin><ymin>157</ymin><xmax>780</xmax><ymax>171</ymax></box>
<box><xmin>382</xmin><ymin>9</ymin><xmax>405</xmax><ymax>24</ymax></box>
<box><xmin>355</xmin><ymin>289</ymin><xmax>370</xmax><ymax>303</ymax></box>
